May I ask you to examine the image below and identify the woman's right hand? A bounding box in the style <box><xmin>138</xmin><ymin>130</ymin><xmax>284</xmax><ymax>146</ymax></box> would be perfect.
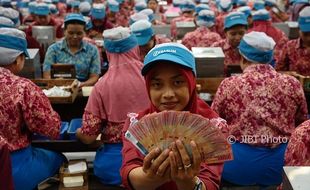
<box><xmin>142</xmin><ymin>147</ymin><xmax>171</xmax><ymax>181</ymax></box>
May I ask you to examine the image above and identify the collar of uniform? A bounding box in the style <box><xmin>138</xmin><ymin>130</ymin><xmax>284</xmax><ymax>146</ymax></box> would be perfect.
<box><xmin>61</xmin><ymin>39</ymin><xmax>87</xmax><ymax>52</ymax></box>
<box><xmin>243</xmin><ymin>63</ymin><xmax>274</xmax><ymax>74</ymax></box>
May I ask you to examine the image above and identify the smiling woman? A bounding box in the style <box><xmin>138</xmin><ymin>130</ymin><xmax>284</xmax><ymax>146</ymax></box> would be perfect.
<box><xmin>121</xmin><ymin>43</ymin><xmax>229</xmax><ymax>190</ymax></box>
<box><xmin>43</xmin><ymin>13</ymin><xmax>101</xmax><ymax>87</ymax></box>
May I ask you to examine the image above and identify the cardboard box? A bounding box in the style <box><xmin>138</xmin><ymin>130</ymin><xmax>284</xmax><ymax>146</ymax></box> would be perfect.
<box><xmin>153</xmin><ymin>24</ymin><xmax>171</xmax><ymax>39</ymax></box>
<box><xmin>191</xmin><ymin>47</ymin><xmax>225</xmax><ymax>78</ymax></box>
<box><xmin>32</xmin><ymin>79</ymin><xmax>79</xmax><ymax>104</ymax></box>
<box><xmin>164</xmin><ymin>12</ymin><xmax>180</xmax><ymax>24</ymax></box>
<box><xmin>286</xmin><ymin>21</ymin><xmax>299</xmax><ymax>39</ymax></box>
<box><xmin>176</xmin><ymin>21</ymin><xmax>196</xmax><ymax>40</ymax></box>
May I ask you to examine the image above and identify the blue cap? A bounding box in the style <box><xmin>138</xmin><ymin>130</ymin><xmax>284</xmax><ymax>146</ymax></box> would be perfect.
<box><xmin>298</xmin><ymin>7</ymin><xmax>310</xmax><ymax>32</ymax></box>
<box><xmin>135</xmin><ymin>1</ymin><xmax>147</xmax><ymax>12</ymax></box>
<box><xmin>108</xmin><ymin>1</ymin><xmax>119</xmax><ymax>13</ymax></box>
<box><xmin>139</xmin><ymin>9</ymin><xmax>154</xmax><ymax>22</ymax></box>
<box><xmin>224</xmin><ymin>12</ymin><xmax>248</xmax><ymax>29</ymax></box>
<box><xmin>49</xmin><ymin>4</ymin><xmax>58</xmax><ymax>14</ymax></box>
<box><xmin>293</xmin><ymin>0</ymin><xmax>308</xmax><ymax>4</ymax></box>
<box><xmin>35</xmin><ymin>3</ymin><xmax>50</xmax><ymax>15</ymax></box>
<box><xmin>17</xmin><ymin>1</ymin><xmax>29</xmax><ymax>8</ymax></box>
<box><xmin>180</xmin><ymin>1</ymin><xmax>196</xmax><ymax>12</ymax></box>
<box><xmin>104</xmin><ymin>35</ymin><xmax>138</xmax><ymax>53</ymax></box>
<box><xmin>0</xmin><ymin>29</ymin><xmax>29</xmax><ymax>57</ymax></box>
<box><xmin>28</xmin><ymin>2</ymin><xmax>37</xmax><ymax>14</ymax></box>
<box><xmin>143</xmin><ymin>43</ymin><xmax>196</xmax><ymax>76</ymax></box>
<box><xmin>218</xmin><ymin>0</ymin><xmax>233</xmax><ymax>12</ymax></box>
<box><xmin>265</xmin><ymin>0</ymin><xmax>276</xmax><ymax>7</ymax></box>
<box><xmin>64</xmin><ymin>13</ymin><xmax>86</xmax><ymax>24</ymax></box>
<box><xmin>237</xmin><ymin>6</ymin><xmax>252</xmax><ymax>18</ymax></box>
<box><xmin>237</xmin><ymin>0</ymin><xmax>247</xmax><ymax>6</ymax></box>
<box><xmin>252</xmin><ymin>9</ymin><xmax>270</xmax><ymax>21</ymax></box>
<box><xmin>129</xmin><ymin>13</ymin><xmax>149</xmax><ymax>25</ymax></box>
<box><xmin>70</xmin><ymin>1</ymin><xmax>80</xmax><ymax>8</ymax></box>
<box><xmin>0</xmin><ymin>16</ymin><xmax>14</xmax><ymax>28</ymax></box>
<box><xmin>238</xmin><ymin>31</ymin><xmax>275</xmax><ymax>64</ymax></box>
<box><xmin>197</xmin><ymin>10</ymin><xmax>215</xmax><ymax>27</ymax></box>
<box><xmin>91</xmin><ymin>7</ymin><xmax>106</xmax><ymax>19</ymax></box>
<box><xmin>195</xmin><ymin>4</ymin><xmax>210</xmax><ymax>14</ymax></box>
<box><xmin>253</xmin><ymin>0</ymin><xmax>265</xmax><ymax>10</ymax></box>
<box><xmin>130</xmin><ymin>20</ymin><xmax>154</xmax><ymax>46</ymax></box>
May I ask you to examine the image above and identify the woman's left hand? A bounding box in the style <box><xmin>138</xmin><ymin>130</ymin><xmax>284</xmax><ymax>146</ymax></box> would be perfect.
<box><xmin>169</xmin><ymin>140</ymin><xmax>202</xmax><ymax>188</ymax></box>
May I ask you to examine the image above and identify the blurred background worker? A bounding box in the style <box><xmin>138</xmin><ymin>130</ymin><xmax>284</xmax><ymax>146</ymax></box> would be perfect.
<box><xmin>0</xmin><ymin>27</ymin><xmax>64</xmax><ymax>190</ymax></box>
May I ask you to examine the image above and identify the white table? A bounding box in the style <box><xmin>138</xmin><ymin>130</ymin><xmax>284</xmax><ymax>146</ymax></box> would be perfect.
<box><xmin>283</xmin><ymin>166</ymin><xmax>310</xmax><ymax>190</ymax></box>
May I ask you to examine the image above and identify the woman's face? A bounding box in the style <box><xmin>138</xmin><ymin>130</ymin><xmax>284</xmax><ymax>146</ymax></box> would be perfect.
<box><xmin>65</xmin><ymin>23</ymin><xmax>85</xmax><ymax>47</ymax></box>
<box><xmin>149</xmin><ymin>63</ymin><xmax>190</xmax><ymax>111</ymax></box>
<box><xmin>225</xmin><ymin>25</ymin><xmax>247</xmax><ymax>48</ymax></box>
<box><xmin>147</xmin><ymin>0</ymin><xmax>158</xmax><ymax>12</ymax></box>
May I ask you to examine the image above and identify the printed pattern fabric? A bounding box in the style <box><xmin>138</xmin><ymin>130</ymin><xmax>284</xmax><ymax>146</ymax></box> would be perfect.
<box><xmin>81</xmin><ymin>111</ymin><xmax>124</xmax><ymax>143</ymax></box>
<box><xmin>211</xmin><ymin>64</ymin><xmax>308</xmax><ymax>147</ymax></box>
<box><xmin>0</xmin><ymin>67</ymin><xmax>61</xmax><ymax>151</ymax></box>
<box><xmin>182</xmin><ymin>27</ymin><xmax>222</xmax><ymax>50</ymax></box>
<box><xmin>276</xmin><ymin>38</ymin><xmax>310</xmax><ymax>76</ymax></box>
<box><xmin>285</xmin><ymin>119</ymin><xmax>310</xmax><ymax>166</ymax></box>
<box><xmin>211</xmin><ymin>39</ymin><xmax>242</xmax><ymax>75</ymax></box>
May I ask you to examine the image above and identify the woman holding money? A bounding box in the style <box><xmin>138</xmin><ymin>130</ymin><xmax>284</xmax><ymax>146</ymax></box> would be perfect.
<box><xmin>121</xmin><ymin>43</ymin><xmax>230</xmax><ymax>190</ymax></box>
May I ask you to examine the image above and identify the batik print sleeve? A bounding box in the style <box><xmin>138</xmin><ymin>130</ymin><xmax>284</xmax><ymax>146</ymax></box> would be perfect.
<box><xmin>285</xmin><ymin>120</ymin><xmax>310</xmax><ymax>166</ymax></box>
<box><xmin>22</xmin><ymin>81</ymin><xmax>61</xmax><ymax>139</ymax></box>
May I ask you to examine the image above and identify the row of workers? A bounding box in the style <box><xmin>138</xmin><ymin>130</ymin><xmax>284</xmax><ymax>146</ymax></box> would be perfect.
<box><xmin>0</xmin><ymin>21</ymin><xmax>309</xmax><ymax>190</ymax></box>
<box><xmin>2</xmin><ymin>0</ymin><xmax>310</xmax><ymax>82</ymax></box>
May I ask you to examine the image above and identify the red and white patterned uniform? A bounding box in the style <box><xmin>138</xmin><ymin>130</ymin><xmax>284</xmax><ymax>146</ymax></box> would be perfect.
<box><xmin>212</xmin><ymin>64</ymin><xmax>308</xmax><ymax>147</ymax></box>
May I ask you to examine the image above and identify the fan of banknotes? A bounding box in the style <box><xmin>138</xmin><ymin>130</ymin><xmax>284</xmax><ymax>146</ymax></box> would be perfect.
<box><xmin>125</xmin><ymin>111</ymin><xmax>233</xmax><ymax>164</ymax></box>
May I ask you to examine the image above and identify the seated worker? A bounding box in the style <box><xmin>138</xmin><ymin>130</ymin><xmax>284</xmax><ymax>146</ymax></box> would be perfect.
<box><xmin>285</xmin><ymin>119</ymin><xmax>310</xmax><ymax>166</ymax></box>
<box><xmin>182</xmin><ymin>10</ymin><xmax>222</xmax><ymax>50</ymax></box>
<box><xmin>121</xmin><ymin>43</ymin><xmax>228</xmax><ymax>190</ymax></box>
<box><xmin>0</xmin><ymin>136</ymin><xmax>14</xmax><ymax>190</ymax></box>
<box><xmin>248</xmin><ymin>9</ymin><xmax>288</xmax><ymax>65</ymax></box>
<box><xmin>88</xmin><ymin>3</ymin><xmax>114</xmax><ymax>39</ymax></box>
<box><xmin>106</xmin><ymin>0</ymin><xmax>120</xmax><ymax>25</ymax></box>
<box><xmin>276</xmin><ymin>7</ymin><xmax>310</xmax><ymax>76</ymax></box>
<box><xmin>170</xmin><ymin>0</ymin><xmax>196</xmax><ymax>40</ymax></box>
<box><xmin>22</xmin><ymin>1</ymin><xmax>37</xmax><ymax>25</ymax></box>
<box><xmin>130</xmin><ymin>19</ymin><xmax>171</xmax><ymax>61</ymax></box>
<box><xmin>211</xmin><ymin>31</ymin><xmax>308</xmax><ymax>187</ymax></box>
<box><xmin>26</xmin><ymin>3</ymin><xmax>63</xmax><ymax>39</ymax></box>
<box><xmin>43</xmin><ymin>13</ymin><xmax>101</xmax><ymax>87</ymax></box>
<box><xmin>114</xmin><ymin>0</ymin><xmax>131</xmax><ymax>27</ymax></box>
<box><xmin>264</xmin><ymin>0</ymin><xmax>289</xmax><ymax>22</ymax></box>
<box><xmin>140</xmin><ymin>8</ymin><xmax>165</xmax><ymax>25</ymax></box>
<box><xmin>211</xmin><ymin>11</ymin><xmax>248</xmax><ymax>76</ymax></box>
<box><xmin>0</xmin><ymin>28</ymin><xmax>64</xmax><ymax>190</ymax></box>
<box><xmin>215</xmin><ymin>0</ymin><xmax>233</xmax><ymax>38</ymax></box>
<box><xmin>147</xmin><ymin>0</ymin><xmax>167</xmax><ymax>23</ymax></box>
<box><xmin>76</xmin><ymin>27</ymin><xmax>149</xmax><ymax>185</ymax></box>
